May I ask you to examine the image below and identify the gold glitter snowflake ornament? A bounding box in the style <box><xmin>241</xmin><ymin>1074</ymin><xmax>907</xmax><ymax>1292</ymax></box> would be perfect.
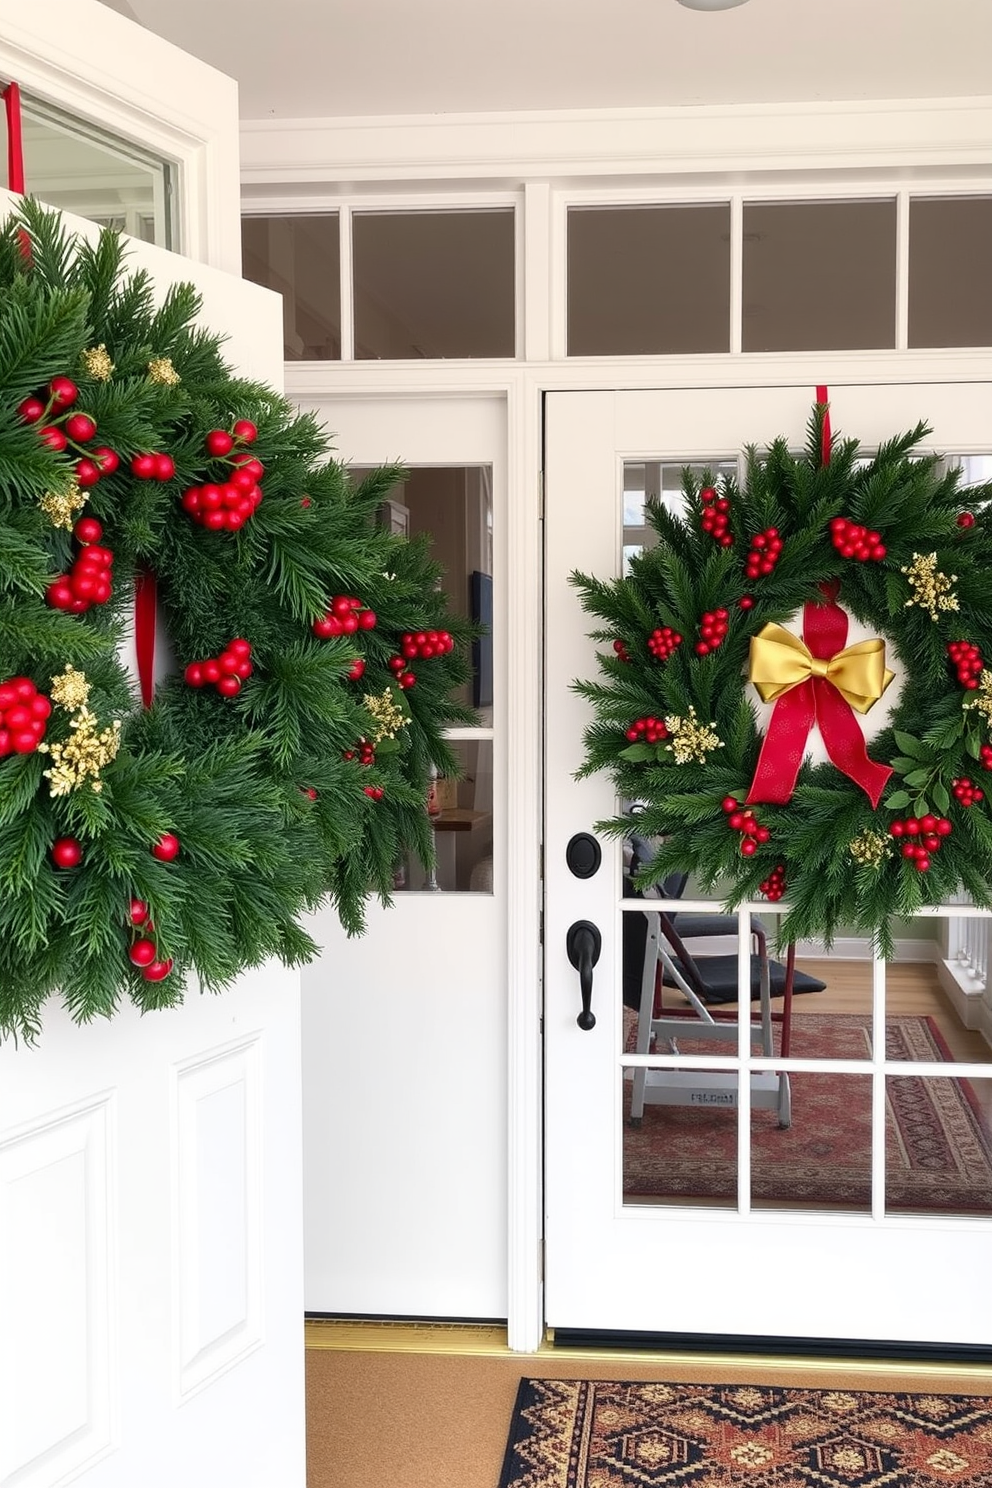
<box><xmin>80</xmin><ymin>343</ymin><xmax>114</xmax><ymax>380</ymax></box>
<box><xmin>39</xmin><ymin>480</ymin><xmax>87</xmax><ymax>530</ymax></box>
<box><xmin>901</xmin><ymin>551</ymin><xmax>959</xmax><ymax>621</ymax></box>
<box><xmin>49</xmin><ymin>665</ymin><xmax>91</xmax><ymax>711</ymax></box>
<box><xmin>362</xmin><ymin>689</ymin><xmax>411</xmax><ymax>744</ymax></box>
<box><xmin>664</xmin><ymin>707</ymin><xmax>724</xmax><ymax>765</ymax></box>
<box><xmin>147</xmin><ymin>356</ymin><xmax>180</xmax><ymax>386</ymax></box>
<box><xmin>39</xmin><ymin>705</ymin><xmax>121</xmax><ymax>795</ymax></box>
<box><xmin>849</xmin><ymin>830</ymin><xmax>892</xmax><ymax>869</ymax></box>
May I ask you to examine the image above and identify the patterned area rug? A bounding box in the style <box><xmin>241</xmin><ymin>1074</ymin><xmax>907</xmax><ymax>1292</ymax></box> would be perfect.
<box><xmin>498</xmin><ymin>1379</ymin><xmax>992</xmax><ymax>1488</ymax></box>
<box><xmin>625</xmin><ymin>1014</ymin><xmax>992</xmax><ymax>1213</ymax></box>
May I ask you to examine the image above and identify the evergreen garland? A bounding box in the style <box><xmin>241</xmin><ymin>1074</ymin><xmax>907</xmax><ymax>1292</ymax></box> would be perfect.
<box><xmin>572</xmin><ymin>404</ymin><xmax>992</xmax><ymax>955</ymax></box>
<box><xmin>0</xmin><ymin>201</ymin><xmax>474</xmax><ymax>1040</ymax></box>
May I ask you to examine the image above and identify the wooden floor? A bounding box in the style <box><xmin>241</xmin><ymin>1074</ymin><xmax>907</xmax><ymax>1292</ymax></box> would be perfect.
<box><xmin>304</xmin><ymin>1323</ymin><xmax>992</xmax><ymax>1488</ymax></box>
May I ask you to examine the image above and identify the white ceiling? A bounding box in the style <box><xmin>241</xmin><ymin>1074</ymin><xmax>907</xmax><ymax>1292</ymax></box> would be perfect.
<box><xmin>99</xmin><ymin>0</ymin><xmax>992</xmax><ymax>122</ymax></box>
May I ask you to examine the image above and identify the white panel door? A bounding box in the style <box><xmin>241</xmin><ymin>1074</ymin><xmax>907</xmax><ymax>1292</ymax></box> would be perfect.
<box><xmin>298</xmin><ymin>395</ymin><xmax>508</xmax><ymax>1320</ymax></box>
<box><xmin>545</xmin><ymin>382</ymin><xmax>992</xmax><ymax>1347</ymax></box>
<box><xmin>0</xmin><ymin>22</ymin><xmax>305</xmax><ymax>1475</ymax></box>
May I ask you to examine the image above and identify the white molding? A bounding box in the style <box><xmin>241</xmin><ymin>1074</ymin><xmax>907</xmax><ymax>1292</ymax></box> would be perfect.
<box><xmin>504</xmin><ymin>377</ymin><xmax>544</xmax><ymax>1352</ymax></box>
<box><xmin>284</xmin><ymin>350</ymin><xmax>992</xmax><ymax>400</ymax></box>
<box><xmin>0</xmin><ymin>0</ymin><xmax>242</xmax><ymax>272</ymax></box>
<box><xmin>240</xmin><ymin>97</ymin><xmax>992</xmax><ymax>189</ymax></box>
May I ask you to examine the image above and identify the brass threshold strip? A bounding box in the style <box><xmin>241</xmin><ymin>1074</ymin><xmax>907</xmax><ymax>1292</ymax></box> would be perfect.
<box><xmin>304</xmin><ymin>1320</ymin><xmax>992</xmax><ymax>1389</ymax></box>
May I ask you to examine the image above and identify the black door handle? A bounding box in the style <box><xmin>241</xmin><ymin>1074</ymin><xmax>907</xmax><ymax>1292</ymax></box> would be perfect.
<box><xmin>566</xmin><ymin>920</ymin><xmax>601</xmax><ymax>1030</ymax></box>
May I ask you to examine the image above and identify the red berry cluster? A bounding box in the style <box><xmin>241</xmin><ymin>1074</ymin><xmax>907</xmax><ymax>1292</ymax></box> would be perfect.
<box><xmin>947</xmin><ymin>640</ymin><xmax>982</xmax><ymax>689</ymax></box>
<box><xmin>17</xmin><ymin>376</ymin><xmax>120</xmax><ymax>489</ymax></box>
<box><xmin>130</xmin><ymin>451</ymin><xmax>176</xmax><ymax>482</ymax></box>
<box><xmin>343</xmin><ymin>739</ymin><xmax>376</xmax><ymax>766</ymax></box>
<box><xmin>399</xmin><ymin>629</ymin><xmax>454</xmax><ymax>661</ymax></box>
<box><xmin>828</xmin><ymin>517</ymin><xmax>886</xmax><ymax>562</ymax></box>
<box><xmin>695</xmin><ymin>609</ymin><xmax>729</xmax><ymax>657</ymax></box>
<box><xmin>700</xmin><ymin>486</ymin><xmax>733</xmax><ymax>546</ymax></box>
<box><xmin>612</xmin><ymin>639</ymin><xmax>631</xmax><ymax>663</ymax></box>
<box><xmin>759</xmin><ymin>865</ymin><xmax>787</xmax><ymax>901</ymax></box>
<box><xmin>387</xmin><ymin>630</ymin><xmax>454</xmax><ymax>687</ymax></box>
<box><xmin>128</xmin><ymin>898</ymin><xmax>173</xmax><ymax>981</ymax></box>
<box><xmin>363</xmin><ymin>785</ymin><xmax>385</xmax><ymax>801</ymax></box>
<box><xmin>980</xmin><ymin>744</ymin><xmax>992</xmax><ymax>771</ymax></box>
<box><xmin>179</xmin><ymin>419</ymin><xmax>263</xmax><ymax>529</ymax></box>
<box><xmin>180</xmin><ymin>467</ymin><xmax>262</xmax><ymax>529</ymax></box>
<box><xmin>722</xmin><ymin>796</ymin><xmax>771</xmax><ymax>856</ymax></box>
<box><xmin>0</xmin><ymin>676</ymin><xmax>52</xmax><ymax>757</ymax></box>
<box><xmin>312</xmin><ymin>595</ymin><xmax>378</xmax><ymax>638</ymax></box>
<box><xmin>744</xmin><ymin>527</ymin><xmax>783</xmax><ymax>582</ymax></box>
<box><xmin>889</xmin><ymin>813</ymin><xmax>953</xmax><ymax>872</ymax></box>
<box><xmin>625</xmin><ymin>716</ymin><xmax>669</xmax><ymax>744</ymax></box>
<box><xmin>647</xmin><ymin>626</ymin><xmax>682</xmax><ymax>661</ymax></box>
<box><xmin>951</xmin><ymin>778</ymin><xmax>984</xmax><ymax>807</ymax></box>
<box><xmin>386</xmin><ymin>656</ymin><xmax>417</xmax><ymax>689</ymax></box>
<box><xmin>46</xmin><ymin>518</ymin><xmax>114</xmax><ymax>613</ymax></box>
<box><xmin>184</xmin><ymin>638</ymin><xmax>253</xmax><ymax>697</ymax></box>
<box><xmin>203</xmin><ymin>420</ymin><xmax>259</xmax><ymax>458</ymax></box>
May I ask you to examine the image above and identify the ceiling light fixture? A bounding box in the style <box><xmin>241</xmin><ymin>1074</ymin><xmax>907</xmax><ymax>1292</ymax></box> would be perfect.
<box><xmin>676</xmin><ymin>0</ymin><xmax>750</xmax><ymax>10</ymax></box>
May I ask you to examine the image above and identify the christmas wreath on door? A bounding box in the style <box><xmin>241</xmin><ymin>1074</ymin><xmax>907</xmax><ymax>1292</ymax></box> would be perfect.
<box><xmin>0</xmin><ymin>201</ymin><xmax>473</xmax><ymax>1040</ymax></box>
<box><xmin>572</xmin><ymin>394</ymin><xmax>992</xmax><ymax>954</ymax></box>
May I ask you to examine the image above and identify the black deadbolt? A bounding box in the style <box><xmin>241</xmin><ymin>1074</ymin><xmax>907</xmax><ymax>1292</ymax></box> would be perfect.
<box><xmin>565</xmin><ymin>832</ymin><xmax>602</xmax><ymax>879</ymax></box>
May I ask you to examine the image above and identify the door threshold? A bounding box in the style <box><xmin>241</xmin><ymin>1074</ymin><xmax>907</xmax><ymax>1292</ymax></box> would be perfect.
<box><xmin>550</xmin><ymin>1329</ymin><xmax>992</xmax><ymax>1377</ymax></box>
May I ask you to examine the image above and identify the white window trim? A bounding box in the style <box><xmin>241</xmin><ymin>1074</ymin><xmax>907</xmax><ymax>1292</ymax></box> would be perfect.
<box><xmin>0</xmin><ymin>0</ymin><xmax>242</xmax><ymax>273</ymax></box>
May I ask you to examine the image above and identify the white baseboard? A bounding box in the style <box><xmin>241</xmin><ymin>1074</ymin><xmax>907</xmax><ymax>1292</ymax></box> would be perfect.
<box><xmin>794</xmin><ymin>936</ymin><xmax>940</xmax><ymax>964</ymax></box>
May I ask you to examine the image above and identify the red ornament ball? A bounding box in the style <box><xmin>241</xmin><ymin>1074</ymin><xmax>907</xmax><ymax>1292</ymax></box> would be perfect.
<box><xmin>65</xmin><ymin>412</ymin><xmax>97</xmax><ymax>442</ymax></box>
<box><xmin>74</xmin><ymin>516</ymin><xmax>104</xmax><ymax>544</ymax></box>
<box><xmin>51</xmin><ymin>836</ymin><xmax>83</xmax><ymax>868</ymax></box>
<box><xmin>129</xmin><ymin>938</ymin><xmax>158</xmax><ymax>968</ymax></box>
<box><xmin>143</xmin><ymin>958</ymin><xmax>174</xmax><ymax>982</ymax></box>
<box><xmin>130</xmin><ymin>897</ymin><xmax>149</xmax><ymax>926</ymax></box>
<box><xmin>152</xmin><ymin>832</ymin><xmax>181</xmax><ymax>862</ymax></box>
<box><xmin>49</xmin><ymin>375</ymin><xmax>78</xmax><ymax>408</ymax></box>
<box><xmin>205</xmin><ymin>428</ymin><xmax>235</xmax><ymax>457</ymax></box>
<box><xmin>958</xmin><ymin>512</ymin><xmax>976</xmax><ymax>529</ymax></box>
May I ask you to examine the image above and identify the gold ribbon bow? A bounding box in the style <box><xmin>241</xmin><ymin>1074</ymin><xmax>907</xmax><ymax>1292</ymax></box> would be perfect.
<box><xmin>748</xmin><ymin>622</ymin><xmax>894</xmax><ymax>715</ymax></box>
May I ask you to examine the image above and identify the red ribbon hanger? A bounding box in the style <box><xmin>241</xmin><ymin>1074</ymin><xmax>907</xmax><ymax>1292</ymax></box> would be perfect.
<box><xmin>134</xmin><ymin>570</ymin><xmax>158</xmax><ymax>709</ymax></box>
<box><xmin>3</xmin><ymin>81</ymin><xmax>25</xmax><ymax>193</ymax></box>
<box><xmin>745</xmin><ymin>387</ymin><xmax>892</xmax><ymax>808</ymax></box>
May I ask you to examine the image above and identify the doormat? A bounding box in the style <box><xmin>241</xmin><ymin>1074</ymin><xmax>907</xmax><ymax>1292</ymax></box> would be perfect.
<box><xmin>498</xmin><ymin>1378</ymin><xmax>992</xmax><ymax>1488</ymax></box>
<box><xmin>624</xmin><ymin>1013</ymin><xmax>992</xmax><ymax>1213</ymax></box>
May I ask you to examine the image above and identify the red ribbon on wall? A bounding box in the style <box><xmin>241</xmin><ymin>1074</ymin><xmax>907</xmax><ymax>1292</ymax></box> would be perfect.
<box><xmin>134</xmin><ymin>570</ymin><xmax>157</xmax><ymax>709</ymax></box>
<box><xmin>3</xmin><ymin>82</ymin><xmax>25</xmax><ymax>193</ymax></box>
<box><xmin>745</xmin><ymin>592</ymin><xmax>893</xmax><ymax>808</ymax></box>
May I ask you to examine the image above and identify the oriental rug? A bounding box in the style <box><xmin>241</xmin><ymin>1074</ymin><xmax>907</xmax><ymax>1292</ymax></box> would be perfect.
<box><xmin>498</xmin><ymin>1378</ymin><xmax>992</xmax><ymax>1488</ymax></box>
<box><xmin>624</xmin><ymin>1013</ymin><xmax>992</xmax><ymax>1213</ymax></box>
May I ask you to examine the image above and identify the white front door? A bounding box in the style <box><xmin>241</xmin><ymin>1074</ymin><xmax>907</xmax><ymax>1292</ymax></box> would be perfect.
<box><xmin>0</xmin><ymin>10</ymin><xmax>307</xmax><ymax>1475</ymax></box>
<box><xmin>545</xmin><ymin>382</ymin><xmax>992</xmax><ymax>1347</ymax></box>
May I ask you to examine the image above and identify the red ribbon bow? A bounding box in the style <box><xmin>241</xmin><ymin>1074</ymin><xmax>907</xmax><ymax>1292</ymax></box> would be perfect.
<box><xmin>745</xmin><ymin>592</ymin><xmax>893</xmax><ymax>808</ymax></box>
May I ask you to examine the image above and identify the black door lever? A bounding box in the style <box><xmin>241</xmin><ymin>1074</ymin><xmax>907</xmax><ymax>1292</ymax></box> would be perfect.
<box><xmin>566</xmin><ymin>920</ymin><xmax>601</xmax><ymax>1030</ymax></box>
